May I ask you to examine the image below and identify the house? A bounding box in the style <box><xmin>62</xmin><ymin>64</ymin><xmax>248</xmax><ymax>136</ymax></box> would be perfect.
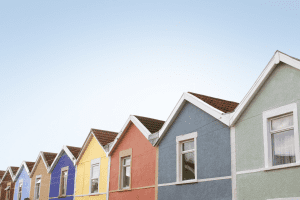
<box><xmin>48</xmin><ymin>146</ymin><xmax>81</xmax><ymax>200</ymax></box>
<box><xmin>29</xmin><ymin>152</ymin><xmax>57</xmax><ymax>200</ymax></box>
<box><xmin>230</xmin><ymin>51</ymin><xmax>300</xmax><ymax>200</ymax></box>
<box><xmin>154</xmin><ymin>92</ymin><xmax>238</xmax><ymax>200</ymax></box>
<box><xmin>108</xmin><ymin>115</ymin><xmax>164</xmax><ymax>200</ymax></box>
<box><xmin>0</xmin><ymin>167</ymin><xmax>19</xmax><ymax>200</ymax></box>
<box><xmin>74</xmin><ymin>129</ymin><xmax>118</xmax><ymax>200</ymax></box>
<box><xmin>13</xmin><ymin>161</ymin><xmax>35</xmax><ymax>200</ymax></box>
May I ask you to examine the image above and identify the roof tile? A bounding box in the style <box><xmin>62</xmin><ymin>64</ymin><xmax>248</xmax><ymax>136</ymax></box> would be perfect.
<box><xmin>10</xmin><ymin>167</ymin><xmax>19</xmax><ymax>175</ymax></box>
<box><xmin>25</xmin><ymin>162</ymin><xmax>35</xmax><ymax>173</ymax></box>
<box><xmin>134</xmin><ymin>116</ymin><xmax>165</xmax><ymax>134</ymax></box>
<box><xmin>43</xmin><ymin>152</ymin><xmax>57</xmax><ymax>167</ymax></box>
<box><xmin>91</xmin><ymin>129</ymin><xmax>118</xmax><ymax>147</ymax></box>
<box><xmin>0</xmin><ymin>170</ymin><xmax>5</xmax><ymax>178</ymax></box>
<box><xmin>66</xmin><ymin>146</ymin><xmax>82</xmax><ymax>159</ymax></box>
<box><xmin>188</xmin><ymin>92</ymin><xmax>239</xmax><ymax>113</ymax></box>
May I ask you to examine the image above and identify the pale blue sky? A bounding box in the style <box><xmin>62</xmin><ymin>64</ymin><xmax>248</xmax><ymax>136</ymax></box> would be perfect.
<box><xmin>0</xmin><ymin>0</ymin><xmax>299</xmax><ymax>169</ymax></box>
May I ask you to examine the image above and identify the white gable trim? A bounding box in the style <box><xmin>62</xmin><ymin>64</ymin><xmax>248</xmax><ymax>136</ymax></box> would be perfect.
<box><xmin>230</xmin><ymin>51</ymin><xmax>300</xmax><ymax>126</ymax></box>
<box><xmin>30</xmin><ymin>151</ymin><xmax>50</xmax><ymax>178</ymax></box>
<box><xmin>0</xmin><ymin>167</ymin><xmax>16</xmax><ymax>185</ymax></box>
<box><xmin>108</xmin><ymin>115</ymin><xmax>154</xmax><ymax>155</ymax></box>
<box><xmin>13</xmin><ymin>161</ymin><xmax>31</xmax><ymax>182</ymax></box>
<box><xmin>154</xmin><ymin>92</ymin><xmax>229</xmax><ymax>146</ymax></box>
<box><xmin>48</xmin><ymin>145</ymin><xmax>77</xmax><ymax>173</ymax></box>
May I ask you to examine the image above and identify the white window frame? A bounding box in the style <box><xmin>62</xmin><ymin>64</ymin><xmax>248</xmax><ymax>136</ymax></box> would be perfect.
<box><xmin>34</xmin><ymin>175</ymin><xmax>42</xmax><ymax>200</ymax></box>
<box><xmin>176</xmin><ymin>132</ymin><xmax>198</xmax><ymax>183</ymax></box>
<box><xmin>120</xmin><ymin>156</ymin><xmax>131</xmax><ymax>190</ymax></box>
<box><xmin>17</xmin><ymin>179</ymin><xmax>23</xmax><ymax>200</ymax></box>
<box><xmin>89</xmin><ymin>158</ymin><xmax>100</xmax><ymax>194</ymax></box>
<box><xmin>263</xmin><ymin>103</ymin><xmax>299</xmax><ymax>168</ymax></box>
<box><xmin>59</xmin><ymin>166</ymin><xmax>69</xmax><ymax>196</ymax></box>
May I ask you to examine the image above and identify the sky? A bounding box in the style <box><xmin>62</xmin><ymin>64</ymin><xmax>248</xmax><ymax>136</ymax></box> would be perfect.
<box><xmin>0</xmin><ymin>0</ymin><xmax>300</xmax><ymax>170</ymax></box>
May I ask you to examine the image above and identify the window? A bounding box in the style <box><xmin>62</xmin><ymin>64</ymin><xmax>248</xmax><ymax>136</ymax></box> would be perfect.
<box><xmin>118</xmin><ymin>148</ymin><xmax>132</xmax><ymax>190</ymax></box>
<box><xmin>17</xmin><ymin>180</ymin><xmax>23</xmax><ymax>200</ymax></box>
<box><xmin>176</xmin><ymin>132</ymin><xmax>197</xmax><ymax>182</ymax></box>
<box><xmin>263</xmin><ymin>103</ymin><xmax>299</xmax><ymax>168</ymax></box>
<box><xmin>59</xmin><ymin>167</ymin><xmax>68</xmax><ymax>196</ymax></box>
<box><xmin>34</xmin><ymin>176</ymin><xmax>41</xmax><ymax>200</ymax></box>
<box><xmin>90</xmin><ymin>158</ymin><xmax>100</xmax><ymax>194</ymax></box>
<box><xmin>121</xmin><ymin>157</ymin><xmax>131</xmax><ymax>189</ymax></box>
<box><xmin>5</xmin><ymin>186</ymin><xmax>10</xmax><ymax>200</ymax></box>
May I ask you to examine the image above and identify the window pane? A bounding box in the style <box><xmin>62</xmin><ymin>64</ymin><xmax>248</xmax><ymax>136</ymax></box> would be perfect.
<box><xmin>182</xmin><ymin>152</ymin><xmax>195</xmax><ymax>180</ymax></box>
<box><xmin>272</xmin><ymin>129</ymin><xmax>296</xmax><ymax>166</ymax></box>
<box><xmin>35</xmin><ymin>183</ymin><xmax>40</xmax><ymax>200</ymax></box>
<box><xmin>92</xmin><ymin>164</ymin><xmax>99</xmax><ymax>179</ymax></box>
<box><xmin>91</xmin><ymin>179</ymin><xmax>98</xmax><ymax>193</ymax></box>
<box><xmin>122</xmin><ymin>166</ymin><xmax>130</xmax><ymax>188</ymax></box>
<box><xmin>123</xmin><ymin>157</ymin><xmax>131</xmax><ymax>166</ymax></box>
<box><xmin>182</xmin><ymin>140</ymin><xmax>194</xmax><ymax>151</ymax></box>
<box><xmin>61</xmin><ymin>171</ymin><xmax>67</xmax><ymax>195</ymax></box>
<box><xmin>271</xmin><ymin>115</ymin><xmax>293</xmax><ymax>131</ymax></box>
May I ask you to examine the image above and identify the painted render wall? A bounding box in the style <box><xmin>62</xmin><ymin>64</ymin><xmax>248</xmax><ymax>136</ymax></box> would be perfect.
<box><xmin>49</xmin><ymin>152</ymin><xmax>75</xmax><ymax>200</ymax></box>
<box><xmin>235</xmin><ymin>63</ymin><xmax>300</xmax><ymax>199</ymax></box>
<box><xmin>109</xmin><ymin>123</ymin><xmax>156</xmax><ymax>200</ymax></box>
<box><xmin>29</xmin><ymin>159</ymin><xmax>51</xmax><ymax>200</ymax></box>
<box><xmin>0</xmin><ymin>173</ymin><xmax>15</xmax><ymax>200</ymax></box>
<box><xmin>13</xmin><ymin>167</ymin><xmax>31</xmax><ymax>200</ymax></box>
<box><xmin>75</xmin><ymin>136</ymin><xmax>108</xmax><ymax>200</ymax></box>
<box><xmin>158</xmin><ymin>102</ymin><xmax>232</xmax><ymax>200</ymax></box>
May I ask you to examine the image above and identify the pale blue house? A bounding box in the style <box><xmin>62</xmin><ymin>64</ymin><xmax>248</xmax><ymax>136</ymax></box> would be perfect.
<box><xmin>13</xmin><ymin>161</ymin><xmax>35</xmax><ymax>200</ymax></box>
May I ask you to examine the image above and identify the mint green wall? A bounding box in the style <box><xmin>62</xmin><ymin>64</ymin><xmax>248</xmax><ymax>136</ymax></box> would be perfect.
<box><xmin>235</xmin><ymin>62</ymin><xmax>300</xmax><ymax>199</ymax></box>
<box><xmin>236</xmin><ymin>62</ymin><xmax>300</xmax><ymax>172</ymax></box>
<box><xmin>237</xmin><ymin>167</ymin><xmax>300</xmax><ymax>200</ymax></box>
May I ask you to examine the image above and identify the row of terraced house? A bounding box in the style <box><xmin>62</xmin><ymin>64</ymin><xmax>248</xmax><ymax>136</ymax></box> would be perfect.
<box><xmin>1</xmin><ymin>51</ymin><xmax>300</xmax><ymax>200</ymax></box>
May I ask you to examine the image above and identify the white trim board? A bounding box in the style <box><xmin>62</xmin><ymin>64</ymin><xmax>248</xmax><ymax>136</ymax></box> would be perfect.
<box><xmin>13</xmin><ymin>161</ymin><xmax>32</xmax><ymax>182</ymax></box>
<box><xmin>230</xmin><ymin>51</ymin><xmax>300</xmax><ymax>126</ymax></box>
<box><xmin>0</xmin><ymin>166</ymin><xmax>16</xmax><ymax>185</ymax></box>
<box><xmin>158</xmin><ymin>176</ymin><xmax>232</xmax><ymax>187</ymax></box>
<box><xmin>108</xmin><ymin>115</ymin><xmax>155</xmax><ymax>155</ymax></box>
<box><xmin>155</xmin><ymin>92</ymin><xmax>230</xmax><ymax>146</ymax></box>
<box><xmin>30</xmin><ymin>151</ymin><xmax>52</xmax><ymax>178</ymax></box>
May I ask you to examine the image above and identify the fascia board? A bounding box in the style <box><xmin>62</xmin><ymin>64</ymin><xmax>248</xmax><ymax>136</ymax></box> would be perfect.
<box><xmin>155</xmin><ymin>92</ymin><xmax>227</xmax><ymax>146</ymax></box>
<box><xmin>229</xmin><ymin>51</ymin><xmax>300</xmax><ymax>126</ymax></box>
<box><xmin>75</xmin><ymin>131</ymin><xmax>93</xmax><ymax>165</ymax></box>
<box><xmin>64</xmin><ymin>146</ymin><xmax>77</xmax><ymax>165</ymax></box>
<box><xmin>108</xmin><ymin>116</ymin><xmax>131</xmax><ymax>156</ymax></box>
<box><xmin>8</xmin><ymin>167</ymin><xmax>14</xmax><ymax>179</ymax></box>
<box><xmin>131</xmin><ymin>115</ymin><xmax>152</xmax><ymax>138</ymax></box>
<box><xmin>91</xmin><ymin>131</ymin><xmax>109</xmax><ymax>157</ymax></box>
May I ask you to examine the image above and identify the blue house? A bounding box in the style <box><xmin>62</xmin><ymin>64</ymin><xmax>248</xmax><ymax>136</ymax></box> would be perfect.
<box><xmin>48</xmin><ymin>146</ymin><xmax>81</xmax><ymax>200</ymax></box>
<box><xmin>153</xmin><ymin>92</ymin><xmax>238</xmax><ymax>200</ymax></box>
<box><xmin>13</xmin><ymin>162</ymin><xmax>35</xmax><ymax>200</ymax></box>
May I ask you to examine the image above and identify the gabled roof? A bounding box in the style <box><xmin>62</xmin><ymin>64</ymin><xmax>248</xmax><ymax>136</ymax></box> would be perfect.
<box><xmin>0</xmin><ymin>166</ymin><xmax>18</xmax><ymax>184</ymax></box>
<box><xmin>108</xmin><ymin>115</ymin><xmax>165</xmax><ymax>155</ymax></box>
<box><xmin>188</xmin><ymin>92</ymin><xmax>238</xmax><ymax>113</ymax></box>
<box><xmin>48</xmin><ymin>145</ymin><xmax>82</xmax><ymax>173</ymax></box>
<box><xmin>76</xmin><ymin>129</ymin><xmax>118</xmax><ymax>164</ymax></box>
<box><xmin>66</xmin><ymin>146</ymin><xmax>81</xmax><ymax>159</ymax></box>
<box><xmin>0</xmin><ymin>171</ymin><xmax>5</xmax><ymax>179</ymax></box>
<box><xmin>230</xmin><ymin>50</ymin><xmax>300</xmax><ymax>125</ymax></box>
<box><xmin>13</xmin><ymin>161</ymin><xmax>35</xmax><ymax>182</ymax></box>
<box><xmin>30</xmin><ymin>151</ymin><xmax>57</xmax><ymax>178</ymax></box>
<box><xmin>155</xmin><ymin>92</ymin><xmax>237</xmax><ymax>146</ymax></box>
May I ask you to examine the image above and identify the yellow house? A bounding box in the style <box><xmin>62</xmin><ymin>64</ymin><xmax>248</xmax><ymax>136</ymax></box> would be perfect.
<box><xmin>75</xmin><ymin>129</ymin><xmax>118</xmax><ymax>200</ymax></box>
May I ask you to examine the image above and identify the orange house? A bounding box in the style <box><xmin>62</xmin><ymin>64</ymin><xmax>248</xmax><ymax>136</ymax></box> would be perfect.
<box><xmin>108</xmin><ymin>115</ymin><xmax>164</xmax><ymax>200</ymax></box>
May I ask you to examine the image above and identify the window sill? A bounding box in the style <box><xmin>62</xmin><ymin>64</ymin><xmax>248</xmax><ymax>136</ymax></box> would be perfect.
<box><xmin>175</xmin><ymin>179</ymin><xmax>198</xmax><ymax>185</ymax></box>
<box><xmin>264</xmin><ymin>162</ymin><xmax>300</xmax><ymax>171</ymax></box>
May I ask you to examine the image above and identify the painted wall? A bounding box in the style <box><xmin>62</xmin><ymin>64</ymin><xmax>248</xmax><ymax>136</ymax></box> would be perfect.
<box><xmin>0</xmin><ymin>173</ymin><xmax>15</xmax><ymax>200</ymax></box>
<box><xmin>75</xmin><ymin>136</ymin><xmax>108</xmax><ymax>200</ymax></box>
<box><xmin>29</xmin><ymin>159</ymin><xmax>51</xmax><ymax>200</ymax></box>
<box><xmin>109</xmin><ymin>123</ymin><xmax>156</xmax><ymax>200</ymax></box>
<box><xmin>158</xmin><ymin>102</ymin><xmax>232</xmax><ymax>200</ymax></box>
<box><xmin>49</xmin><ymin>152</ymin><xmax>75</xmax><ymax>200</ymax></box>
<box><xmin>13</xmin><ymin>167</ymin><xmax>31</xmax><ymax>200</ymax></box>
<box><xmin>235</xmin><ymin>63</ymin><xmax>300</xmax><ymax>199</ymax></box>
